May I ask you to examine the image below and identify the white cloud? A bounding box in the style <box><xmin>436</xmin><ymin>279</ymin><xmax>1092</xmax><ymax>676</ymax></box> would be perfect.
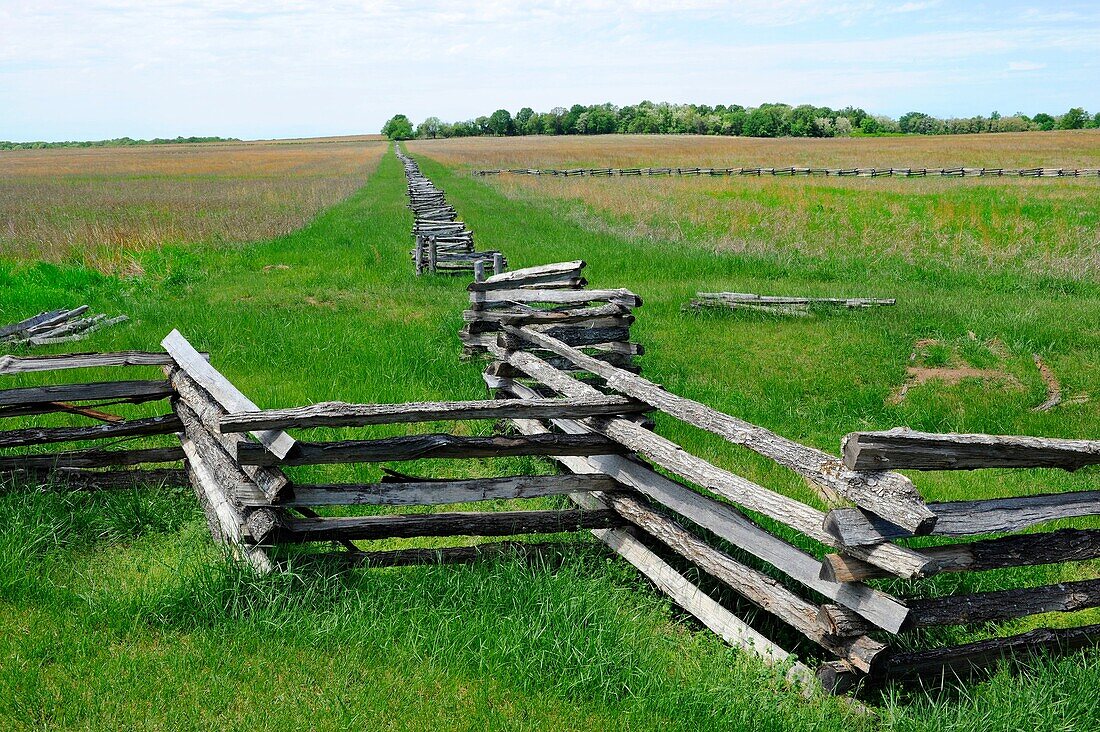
<box><xmin>1007</xmin><ymin>61</ymin><xmax>1047</xmax><ymax>72</ymax></box>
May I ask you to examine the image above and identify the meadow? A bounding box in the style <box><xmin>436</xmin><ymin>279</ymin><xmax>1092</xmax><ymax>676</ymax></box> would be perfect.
<box><xmin>1</xmin><ymin>132</ymin><xmax>1099</xmax><ymax>730</ymax></box>
<box><xmin>0</xmin><ymin>136</ymin><xmax>386</xmax><ymax>271</ymax></box>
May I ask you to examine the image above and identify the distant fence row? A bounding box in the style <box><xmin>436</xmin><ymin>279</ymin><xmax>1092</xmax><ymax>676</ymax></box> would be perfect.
<box><xmin>475</xmin><ymin>166</ymin><xmax>1100</xmax><ymax>179</ymax></box>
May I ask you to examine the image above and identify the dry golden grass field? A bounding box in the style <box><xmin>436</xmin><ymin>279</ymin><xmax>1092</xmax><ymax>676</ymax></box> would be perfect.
<box><xmin>0</xmin><ymin>136</ymin><xmax>387</xmax><ymax>271</ymax></box>
<box><xmin>409</xmin><ymin>132</ymin><xmax>1100</xmax><ymax>280</ymax></box>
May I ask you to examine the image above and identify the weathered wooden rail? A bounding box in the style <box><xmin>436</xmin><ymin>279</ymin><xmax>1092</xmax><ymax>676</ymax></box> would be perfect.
<box><xmin>475</xmin><ymin>166</ymin><xmax>1100</xmax><ymax>179</ymax></box>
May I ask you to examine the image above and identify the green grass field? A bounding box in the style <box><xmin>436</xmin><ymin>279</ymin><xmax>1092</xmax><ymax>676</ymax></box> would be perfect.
<box><xmin>2</xmin><ymin>139</ymin><xmax>1099</xmax><ymax>730</ymax></box>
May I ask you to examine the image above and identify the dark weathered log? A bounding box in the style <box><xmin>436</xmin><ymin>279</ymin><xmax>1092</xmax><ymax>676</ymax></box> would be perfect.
<box><xmin>175</xmin><ymin>400</ymin><xmax>268</xmax><ymax>506</ymax></box>
<box><xmin>500</xmin><ymin>325</ymin><xmax>936</xmax><ymax>535</ymax></box>
<box><xmin>238</xmin><ymin>432</ymin><xmax>630</xmax><ymax>466</ymax></box>
<box><xmin>906</xmin><ymin>578</ymin><xmax>1100</xmax><ymax>628</ymax></box>
<box><xmin>0</xmin><ymin>446</ymin><xmax>183</xmax><ymax>470</ymax></box>
<box><xmin>0</xmin><ymin>309</ymin><xmax>65</xmax><ymax>339</ymax></box>
<box><xmin>487</xmin><ymin>345</ymin><xmax>936</xmax><ymax>584</ymax></box>
<box><xmin>161</xmin><ymin>329</ymin><xmax>296</xmax><ymax>459</ymax></box>
<box><xmin>251</xmin><ymin>508</ymin><xmax>624</xmax><ymax>543</ymax></box>
<box><xmin>462</xmin><ymin>303</ymin><xmax>632</xmax><ymax>326</ymax></box>
<box><xmin>472</xmin><ymin>289</ymin><xmax>643</xmax><ymax>308</ymax></box>
<box><xmin>500</xmin><ymin>326</ymin><xmax>631</xmax><ymax>349</ymax></box>
<box><xmin>883</xmin><ymin>625</ymin><xmax>1100</xmax><ymax>685</ymax></box>
<box><xmin>0</xmin><ymin>466</ymin><xmax>187</xmax><ymax>490</ymax></box>
<box><xmin>0</xmin><ymin>351</ymin><xmax>204</xmax><ymax>375</ymax></box>
<box><xmin>500</xmin><ymin>384</ymin><xmax>915</xmax><ymax>632</ymax></box>
<box><xmin>824</xmin><ymin>490</ymin><xmax>1100</xmax><ymax>546</ymax></box>
<box><xmin>168</xmin><ymin>367</ymin><xmax>289</xmax><ymax>500</ymax></box>
<box><xmin>180</xmin><ymin>435</ymin><xmax>273</xmax><ymax>573</ymax></box>
<box><xmin>279</xmin><ymin>474</ymin><xmax>619</xmax><ymax>507</ymax></box>
<box><xmin>842</xmin><ymin>429</ymin><xmax>1100</xmax><ymax>471</ymax></box>
<box><xmin>218</xmin><ymin>395</ymin><xmax>647</xmax><ymax>432</ymax></box>
<box><xmin>0</xmin><ymin>380</ymin><xmax>173</xmax><ymax>413</ymax></box>
<box><xmin>823</xmin><ymin>528</ymin><xmax>1100</xmax><ymax>582</ymax></box>
<box><xmin>0</xmin><ymin>414</ymin><xmax>182</xmax><ymax>448</ymax></box>
<box><xmin>603</xmin><ymin>490</ymin><xmax>888</xmax><ymax>671</ymax></box>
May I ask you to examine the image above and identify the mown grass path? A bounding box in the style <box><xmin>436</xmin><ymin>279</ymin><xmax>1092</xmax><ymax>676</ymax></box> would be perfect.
<box><xmin>1</xmin><ymin>146</ymin><xmax>1098</xmax><ymax>730</ymax></box>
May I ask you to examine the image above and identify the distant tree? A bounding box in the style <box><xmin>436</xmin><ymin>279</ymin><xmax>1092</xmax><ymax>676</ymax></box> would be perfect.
<box><xmin>788</xmin><ymin>105</ymin><xmax>818</xmax><ymax>137</ymax></box>
<box><xmin>515</xmin><ymin>107</ymin><xmax>535</xmax><ymax>134</ymax></box>
<box><xmin>381</xmin><ymin>114</ymin><xmax>415</xmax><ymax>140</ymax></box>
<box><xmin>487</xmin><ymin>109</ymin><xmax>514</xmax><ymax>136</ymax></box>
<box><xmin>833</xmin><ymin>117</ymin><xmax>853</xmax><ymax>136</ymax></box>
<box><xmin>1058</xmin><ymin>107</ymin><xmax>1088</xmax><ymax>130</ymax></box>
<box><xmin>417</xmin><ymin>116</ymin><xmax>443</xmax><ymax>139</ymax></box>
<box><xmin>859</xmin><ymin>116</ymin><xmax>882</xmax><ymax>135</ymax></box>
<box><xmin>1032</xmin><ymin>112</ymin><xmax>1056</xmax><ymax>131</ymax></box>
<box><xmin>1091</xmin><ymin>112</ymin><xmax>1100</xmax><ymax>129</ymax></box>
<box><xmin>743</xmin><ymin>105</ymin><xmax>788</xmax><ymax>137</ymax></box>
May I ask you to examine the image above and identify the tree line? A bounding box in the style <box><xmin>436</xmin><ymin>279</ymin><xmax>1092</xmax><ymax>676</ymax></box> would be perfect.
<box><xmin>0</xmin><ymin>136</ymin><xmax>240</xmax><ymax>151</ymax></box>
<box><xmin>382</xmin><ymin>102</ymin><xmax>1099</xmax><ymax>141</ymax></box>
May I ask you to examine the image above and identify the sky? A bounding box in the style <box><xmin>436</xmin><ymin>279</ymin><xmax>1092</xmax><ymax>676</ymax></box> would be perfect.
<box><xmin>1</xmin><ymin>1</ymin><xmax>1098</xmax><ymax>141</ymax></box>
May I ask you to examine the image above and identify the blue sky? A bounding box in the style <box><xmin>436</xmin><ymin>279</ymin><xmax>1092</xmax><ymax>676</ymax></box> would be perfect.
<box><xmin>1</xmin><ymin>1</ymin><xmax>1098</xmax><ymax>141</ymax></box>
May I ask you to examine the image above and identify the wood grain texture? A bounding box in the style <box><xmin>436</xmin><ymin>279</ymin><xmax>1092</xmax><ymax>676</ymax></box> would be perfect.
<box><xmin>238</xmin><ymin>432</ymin><xmax>630</xmax><ymax>466</ymax></box>
<box><xmin>279</xmin><ymin>474</ymin><xmax>618</xmax><ymax>507</ymax></box>
<box><xmin>0</xmin><ymin>446</ymin><xmax>183</xmax><ymax>470</ymax></box>
<box><xmin>488</xmin><ymin>345</ymin><xmax>936</xmax><ymax>583</ymax></box>
<box><xmin>0</xmin><ymin>414</ymin><xmax>182</xmax><ymax>448</ymax></box>
<box><xmin>824</xmin><ymin>490</ymin><xmax>1100</xmax><ymax>546</ymax></box>
<box><xmin>843</xmin><ymin>428</ymin><xmax>1100</xmax><ymax>471</ymax></box>
<box><xmin>823</xmin><ymin>528</ymin><xmax>1100</xmax><ymax>582</ymax></box>
<box><xmin>0</xmin><ymin>351</ymin><xmax>206</xmax><ymax>375</ymax></box>
<box><xmin>218</xmin><ymin>395</ymin><xmax>646</xmax><ymax>432</ymax></box>
<box><xmin>0</xmin><ymin>380</ymin><xmax>172</xmax><ymax>408</ymax></box>
<box><xmin>501</xmin><ymin>382</ymin><xmax>914</xmax><ymax>633</ymax></box>
<box><xmin>501</xmin><ymin>325</ymin><xmax>936</xmax><ymax>535</ymax></box>
<box><xmin>251</xmin><ymin>508</ymin><xmax>624</xmax><ymax>543</ymax></box>
<box><xmin>161</xmin><ymin>329</ymin><xmax>296</xmax><ymax>459</ymax></box>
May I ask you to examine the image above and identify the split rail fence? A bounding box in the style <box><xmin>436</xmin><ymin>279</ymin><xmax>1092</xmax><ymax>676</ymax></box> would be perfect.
<box><xmin>3</xmin><ymin>147</ymin><xmax>1097</xmax><ymax>697</ymax></box>
<box><xmin>475</xmin><ymin>166</ymin><xmax>1100</xmax><ymax>179</ymax></box>
<box><xmin>398</xmin><ymin>148</ymin><xmax>506</xmax><ymax>275</ymax></box>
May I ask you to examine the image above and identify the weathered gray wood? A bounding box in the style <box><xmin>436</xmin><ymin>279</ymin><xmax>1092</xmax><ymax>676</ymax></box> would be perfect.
<box><xmin>272</xmin><ymin>474</ymin><xmax>619</xmax><ymax>507</ymax></box>
<box><xmin>249</xmin><ymin>508</ymin><xmax>624</xmax><ymax>543</ymax></box>
<box><xmin>824</xmin><ymin>490</ymin><xmax>1100</xmax><ymax>546</ymax></box>
<box><xmin>237</xmin><ymin>432</ymin><xmax>630</xmax><ymax>466</ymax></box>
<box><xmin>472</xmin><ymin>289</ymin><xmax>642</xmax><ymax>308</ymax></box>
<box><xmin>218</xmin><ymin>395</ymin><xmax>647</xmax><ymax>432</ymax></box>
<box><xmin>168</xmin><ymin>367</ymin><xmax>289</xmax><ymax>500</ymax></box>
<box><xmin>500</xmin><ymin>325</ymin><xmax>936</xmax><ymax>535</ymax></box>
<box><xmin>488</xmin><ymin>345</ymin><xmax>936</xmax><ymax>583</ymax></box>
<box><xmin>822</xmin><ymin>528</ymin><xmax>1100</xmax><ymax>582</ymax></box>
<box><xmin>694</xmin><ymin>293</ymin><xmax>895</xmax><ymax>308</ymax></box>
<box><xmin>501</xmin><ymin>381</ymin><xmax>916</xmax><ymax>631</ymax></box>
<box><xmin>161</xmin><ymin>329</ymin><xmax>296</xmax><ymax>459</ymax></box>
<box><xmin>907</xmin><ymin>578</ymin><xmax>1100</xmax><ymax>628</ymax></box>
<box><xmin>468</xmin><ymin>270</ymin><xmax>585</xmax><ymax>292</ymax></box>
<box><xmin>0</xmin><ymin>351</ymin><xmax>204</xmax><ymax>375</ymax></box>
<box><xmin>0</xmin><ymin>446</ymin><xmax>183</xmax><ymax>470</ymax></box>
<box><xmin>0</xmin><ymin>414</ymin><xmax>182</xmax><ymax>448</ymax></box>
<box><xmin>842</xmin><ymin>429</ymin><xmax>1100</xmax><ymax>471</ymax></box>
<box><xmin>27</xmin><ymin>315</ymin><xmax>129</xmax><ymax>345</ymax></box>
<box><xmin>463</xmin><ymin>303</ymin><xmax>632</xmax><ymax>326</ymax></box>
<box><xmin>0</xmin><ymin>309</ymin><xmax>65</xmax><ymax>339</ymax></box>
<box><xmin>492</xmin><ymin>253</ymin><xmax>504</xmax><ymax>275</ymax></box>
<box><xmin>603</xmin><ymin>489</ymin><xmax>888</xmax><ymax>671</ymax></box>
<box><xmin>870</xmin><ymin>624</ymin><xmax>1100</xmax><ymax>689</ymax></box>
<box><xmin>0</xmin><ymin>380</ymin><xmax>172</xmax><ymax>409</ymax></box>
<box><xmin>572</xmin><ymin>486</ymin><xmax>811</xmax><ymax>678</ymax></box>
<box><xmin>175</xmin><ymin>400</ymin><xmax>268</xmax><ymax>506</ymax></box>
<box><xmin>180</xmin><ymin>435</ymin><xmax>273</xmax><ymax>573</ymax></box>
<box><xmin>480</xmin><ymin>261</ymin><xmax>585</xmax><ymax>286</ymax></box>
<box><xmin>0</xmin><ymin>466</ymin><xmax>187</xmax><ymax>489</ymax></box>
